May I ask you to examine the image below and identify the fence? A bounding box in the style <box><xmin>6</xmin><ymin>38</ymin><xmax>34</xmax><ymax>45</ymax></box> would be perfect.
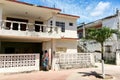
<box><xmin>0</xmin><ymin>53</ymin><xmax>39</xmax><ymax>73</ymax></box>
<box><xmin>54</xmin><ymin>53</ymin><xmax>95</xmax><ymax>69</ymax></box>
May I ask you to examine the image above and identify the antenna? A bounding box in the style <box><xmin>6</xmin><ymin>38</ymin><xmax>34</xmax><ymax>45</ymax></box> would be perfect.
<box><xmin>53</xmin><ymin>3</ymin><xmax>56</xmax><ymax>8</ymax></box>
<box><xmin>62</xmin><ymin>8</ymin><xmax>65</xmax><ymax>13</ymax></box>
<box><xmin>116</xmin><ymin>8</ymin><xmax>119</xmax><ymax>15</ymax></box>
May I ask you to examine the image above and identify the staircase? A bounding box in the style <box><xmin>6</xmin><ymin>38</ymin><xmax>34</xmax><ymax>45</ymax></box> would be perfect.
<box><xmin>78</xmin><ymin>40</ymin><xmax>101</xmax><ymax>53</ymax></box>
<box><xmin>77</xmin><ymin>40</ymin><xmax>90</xmax><ymax>52</ymax></box>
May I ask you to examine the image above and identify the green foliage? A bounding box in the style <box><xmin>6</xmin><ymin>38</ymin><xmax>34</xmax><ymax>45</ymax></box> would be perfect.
<box><xmin>85</xmin><ymin>27</ymin><xmax>119</xmax><ymax>59</ymax></box>
<box><xmin>105</xmin><ymin>58</ymin><xmax>116</xmax><ymax>65</ymax></box>
<box><xmin>85</xmin><ymin>27</ymin><xmax>118</xmax><ymax>43</ymax></box>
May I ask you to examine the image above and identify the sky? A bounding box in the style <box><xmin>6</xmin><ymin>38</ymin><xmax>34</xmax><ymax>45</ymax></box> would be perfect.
<box><xmin>19</xmin><ymin>0</ymin><xmax>120</xmax><ymax>24</ymax></box>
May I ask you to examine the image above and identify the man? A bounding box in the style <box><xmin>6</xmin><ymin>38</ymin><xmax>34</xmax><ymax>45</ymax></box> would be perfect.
<box><xmin>42</xmin><ymin>50</ymin><xmax>49</xmax><ymax>71</ymax></box>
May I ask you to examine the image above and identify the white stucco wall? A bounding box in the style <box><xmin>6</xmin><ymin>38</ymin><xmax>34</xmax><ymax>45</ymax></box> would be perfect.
<box><xmin>43</xmin><ymin>41</ymin><xmax>52</xmax><ymax>53</ymax></box>
<box><xmin>56</xmin><ymin>17</ymin><xmax>77</xmax><ymax>31</ymax></box>
<box><xmin>118</xmin><ymin>12</ymin><xmax>120</xmax><ymax>30</ymax></box>
<box><xmin>56</xmin><ymin>17</ymin><xmax>78</xmax><ymax>38</ymax></box>
<box><xmin>43</xmin><ymin>39</ymin><xmax>77</xmax><ymax>53</ymax></box>
<box><xmin>102</xmin><ymin>16</ymin><xmax>119</xmax><ymax>41</ymax></box>
<box><xmin>102</xmin><ymin>16</ymin><xmax>118</xmax><ymax>29</ymax></box>
<box><xmin>56</xmin><ymin>39</ymin><xmax>77</xmax><ymax>53</ymax></box>
<box><xmin>0</xmin><ymin>4</ymin><xmax>3</xmax><ymax>30</ymax></box>
<box><xmin>48</xmin><ymin>16</ymin><xmax>78</xmax><ymax>38</ymax></box>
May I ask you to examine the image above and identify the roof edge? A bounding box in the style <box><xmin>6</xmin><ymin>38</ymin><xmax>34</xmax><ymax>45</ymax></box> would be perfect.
<box><xmin>61</xmin><ymin>37</ymin><xmax>78</xmax><ymax>40</ymax></box>
<box><xmin>6</xmin><ymin>0</ymin><xmax>61</xmax><ymax>11</ymax></box>
<box><xmin>58</xmin><ymin>13</ymin><xmax>80</xmax><ymax>18</ymax></box>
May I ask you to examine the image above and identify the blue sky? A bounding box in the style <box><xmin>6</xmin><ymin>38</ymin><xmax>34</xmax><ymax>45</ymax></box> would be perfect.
<box><xmin>19</xmin><ymin>0</ymin><xmax>120</xmax><ymax>24</ymax></box>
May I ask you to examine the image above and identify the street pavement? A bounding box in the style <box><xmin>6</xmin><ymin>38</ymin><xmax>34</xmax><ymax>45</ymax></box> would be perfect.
<box><xmin>0</xmin><ymin>63</ymin><xmax>120</xmax><ymax>80</ymax></box>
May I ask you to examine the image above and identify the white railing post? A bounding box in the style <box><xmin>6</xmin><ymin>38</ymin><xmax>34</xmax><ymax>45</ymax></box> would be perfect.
<box><xmin>0</xmin><ymin>20</ymin><xmax>61</xmax><ymax>38</ymax></box>
<box><xmin>39</xmin><ymin>25</ymin><xmax>41</xmax><ymax>32</ymax></box>
<box><xmin>18</xmin><ymin>23</ymin><xmax>21</xmax><ymax>31</ymax></box>
<box><xmin>0</xmin><ymin>20</ymin><xmax>1</xmax><ymax>29</ymax></box>
<box><xmin>26</xmin><ymin>23</ymin><xmax>28</xmax><ymax>31</ymax></box>
<box><xmin>1</xmin><ymin>21</ymin><xmax>4</xmax><ymax>29</ymax></box>
<box><xmin>10</xmin><ymin>22</ymin><xmax>13</xmax><ymax>30</ymax></box>
<box><xmin>0</xmin><ymin>6</ymin><xmax>2</xmax><ymax>29</ymax></box>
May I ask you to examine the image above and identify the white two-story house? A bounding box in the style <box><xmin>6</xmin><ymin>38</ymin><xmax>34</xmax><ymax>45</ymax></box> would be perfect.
<box><xmin>77</xmin><ymin>10</ymin><xmax>120</xmax><ymax>61</ymax></box>
<box><xmin>0</xmin><ymin>0</ymin><xmax>79</xmax><ymax>73</ymax></box>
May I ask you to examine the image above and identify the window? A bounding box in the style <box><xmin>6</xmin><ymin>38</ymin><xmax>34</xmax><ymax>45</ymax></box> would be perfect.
<box><xmin>35</xmin><ymin>21</ymin><xmax>44</xmax><ymax>32</ymax></box>
<box><xmin>56</xmin><ymin>21</ymin><xmax>65</xmax><ymax>32</ymax></box>
<box><xmin>69</xmin><ymin>23</ymin><xmax>73</xmax><ymax>26</ymax></box>
<box><xmin>50</xmin><ymin>21</ymin><xmax>52</xmax><ymax>26</ymax></box>
<box><xmin>78</xmin><ymin>32</ymin><xmax>83</xmax><ymax>38</ymax></box>
<box><xmin>6</xmin><ymin>17</ymin><xmax>28</xmax><ymax>31</ymax></box>
<box><xmin>105</xmin><ymin>45</ymin><xmax>112</xmax><ymax>53</ymax></box>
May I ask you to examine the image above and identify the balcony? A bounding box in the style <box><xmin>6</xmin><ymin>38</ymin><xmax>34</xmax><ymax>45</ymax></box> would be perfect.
<box><xmin>0</xmin><ymin>20</ymin><xmax>61</xmax><ymax>39</ymax></box>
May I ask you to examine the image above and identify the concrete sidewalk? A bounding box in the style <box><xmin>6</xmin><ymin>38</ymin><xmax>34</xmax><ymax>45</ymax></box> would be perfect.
<box><xmin>0</xmin><ymin>63</ymin><xmax>120</xmax><ymax>80</ymax></box>
<box><xmin>66</xmin><ymin>63</ymin><xmax>120</xmax><ymax>80</ymax></box>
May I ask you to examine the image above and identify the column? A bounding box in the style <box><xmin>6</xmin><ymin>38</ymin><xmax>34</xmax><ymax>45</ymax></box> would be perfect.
<box><xmin>52</xmin><ymin>12</ymin><xmax>57</xmax><ymax>27</ymax></box>
<box><xmin>118</xmin><ymin>12</ymin><xmax>120</xmax><ymax>31</ymax></box>
<box><xmin>0</xmin><ymin>41</ymin><xmax>1</xmax><ymax>53</ymax></box>
<box><xmin>51</xmin><ymin>39</ymin><xmax>57</xmax><ymax>70</ymax></box>
<box><xmin>0</xmin><ymin>4</ymin><xmax>3</xmax><ymax>29</ymax></box>
<box><xmin>18</xmin><ymin>23</ymin><xmax>21</xmax><ymax>31</ymax></box>
<box><xmin>83</xmin><ymin>23</ymin><xmax>85</xmax><ymax>38</ymax></box>
<box><xmin>51</xmin><ymin>39</ymin><xmax>55</xmax><ymax>61</ymax></box>
<box><xmin>115</xmin><ymin>10</ymin><xmax>119</xmax><ymax>58</ymax></box>
<box><xmin>51</xmin><ymin>12</ymin><xmax>57</xmax><ymax>33</ymax></box>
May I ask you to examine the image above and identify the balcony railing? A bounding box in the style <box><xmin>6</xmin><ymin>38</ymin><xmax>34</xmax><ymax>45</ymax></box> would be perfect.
<box><xmin>0</xmin><ymin>20</ymin><xmax>60</xmax><ymax>33</ymax></box>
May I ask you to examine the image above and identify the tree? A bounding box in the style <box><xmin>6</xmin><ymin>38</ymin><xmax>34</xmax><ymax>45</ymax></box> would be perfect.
<box><xmin>85</xmin><ymin>27</ymin><xmax>119</xmax><ymax>78</ymax></box>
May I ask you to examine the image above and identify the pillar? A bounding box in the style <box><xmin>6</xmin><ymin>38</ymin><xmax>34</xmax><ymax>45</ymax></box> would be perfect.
<box><xmin>82</xmin><ymin>23</ymin><xmax>85</xmax><ymax>38</ymax></box>
<box><xmin>117</xmin><ymin>10</ymin><xmax>120</xmax><ymax>31</ymax></box>
<box><xmin>51</xmin><ymin>39</ymin><xmax>56</xmax><ymax>69</ymax></box>
<box><xmin>0</xmin><ymin>41</ymin><xmax>1</xmax><ymax>53</ymax></box>
<box><xmin>52</xmin><ymin>12</ymin><xmax>57</xmax><ymax>27</ymax></box>
<box><xmin>0</xmin><ymin>4</ymin><xmax>3</xmax><ymax>29</ymax></box>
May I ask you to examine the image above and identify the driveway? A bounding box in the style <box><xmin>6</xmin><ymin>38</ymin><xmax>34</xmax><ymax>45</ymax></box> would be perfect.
<box><xmin>0</xmin><ymin>63</ymin><xmax>120</xmax><ymax>80</ymax></box>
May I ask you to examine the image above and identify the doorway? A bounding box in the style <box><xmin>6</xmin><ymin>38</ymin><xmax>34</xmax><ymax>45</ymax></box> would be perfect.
<box><xmin>5</xmin><ymin>47</ymin><xmax>15</xmax><ymax>53</ymax></box>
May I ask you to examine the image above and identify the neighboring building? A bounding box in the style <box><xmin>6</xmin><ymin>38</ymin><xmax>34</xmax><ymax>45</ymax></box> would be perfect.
<box><xmin>0</xmin><ymin>0</ymin><xmax>79</xmax><ymax>73</ymax></box>
<box><xmin>77</xmin><ymin>9</ymin><xmax>120</xmax><ymax>60</ymax></box>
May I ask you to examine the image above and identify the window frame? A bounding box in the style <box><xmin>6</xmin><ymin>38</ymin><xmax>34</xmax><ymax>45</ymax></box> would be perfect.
<box><xmin>56</xmin><ymin>21</ymin><xmax>65</xmax><ymax>32</ymax></box>
<box><xmin>69</xmin><ymin>22</ymin><xmax>73</xmax><ymax>26</ymax></box>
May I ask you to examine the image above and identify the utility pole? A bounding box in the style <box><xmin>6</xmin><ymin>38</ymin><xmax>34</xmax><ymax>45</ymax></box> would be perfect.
<box><xmin>82</xmin><ymin>22</ymin><xmax>85</xmax><ymax>38</ymax></box>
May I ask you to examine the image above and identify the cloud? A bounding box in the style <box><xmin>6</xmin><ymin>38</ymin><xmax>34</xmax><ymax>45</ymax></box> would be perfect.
<box><xmin>86</xmin><ymin>6</ymin><xmax>91</xmax><ymax>11</ymax></box>
<box><xmin>19</xmin><ymin>0</ymin><xmax>113</xmax><ymax>23</ymax></box>
<box><xmin>90</xmin><ymin>1</ymin><xmax>110</xmax><ymax>17</ymax></box>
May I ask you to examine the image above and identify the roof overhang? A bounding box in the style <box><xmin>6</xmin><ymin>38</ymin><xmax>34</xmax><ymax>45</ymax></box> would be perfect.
<box><xmin>57</xmin><ymin>13</ymin><xmax>80</xmax><ymax>19</ymax></box>
<box><xmin>1</xmin><ymin>0</ymin><xmax>61</xmax><ymax>20</ymax></box>
<box><xmin>0</xmin><ymin>35</ymin><xmax>52</xmax><ymax>42</ymax></box>
<box><xmin>7</xmin><ymin>0</ymin><xmax>61</xmax><ymax>11</ymax></box>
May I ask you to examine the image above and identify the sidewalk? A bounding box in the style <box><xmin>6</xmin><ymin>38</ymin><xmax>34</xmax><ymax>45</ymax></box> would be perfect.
<box><xmin>0</xmin><ymin>63</ymin><xmax>120</xmax><ymax>80</ymax></box>
<box><xmin>66</xmin><ymin>63</ymin><xmax>120</xmax><ymax>80</ymax></box>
